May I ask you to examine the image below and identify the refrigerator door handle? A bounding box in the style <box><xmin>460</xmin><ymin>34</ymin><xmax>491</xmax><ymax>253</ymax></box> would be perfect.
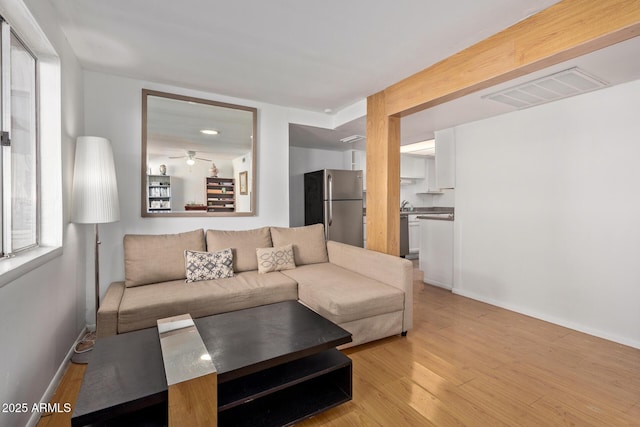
<box><xmin>327</xmin><ymin>174</ymin><xmax>333</xmax><ymax>238</ymax></box>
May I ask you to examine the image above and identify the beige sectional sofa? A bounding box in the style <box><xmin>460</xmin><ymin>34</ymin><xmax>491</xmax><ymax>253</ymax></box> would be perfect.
<box><xmin>98</xmin><ymin>224</ymin><xmax>413</xmax><ymax>348</ymax></box>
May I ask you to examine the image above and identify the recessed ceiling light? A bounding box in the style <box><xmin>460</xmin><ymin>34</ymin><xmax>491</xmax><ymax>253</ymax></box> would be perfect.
<box><xmin>400</xmin><ymin>139</ymin><xmax>435</xmax><ymax>156</ymax></box>
<box><xmin>200</xmin><ymin>129</ymin><xmax>219</xmax><ymax>135</ymax></box>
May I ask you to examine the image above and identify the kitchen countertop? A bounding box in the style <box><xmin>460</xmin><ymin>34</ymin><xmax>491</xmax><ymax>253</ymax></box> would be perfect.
<box><xmin>411</xmin><ymin>207</ymin><xmax>455</xmax><ymax>221</ymax></box>
<box><xmin>400</xmin><ymin>207</ymin><xmax>454</xmax><ymax>217</ymax></box>
<box><xmin>363</xmin><ymin>207</ymin><xmax>454</xmax><ymax>217</ymax></box>
<box><xmin>417</xmin><ymin>214</ymin><xmax>454</xmax><ymax>221</ymax></box>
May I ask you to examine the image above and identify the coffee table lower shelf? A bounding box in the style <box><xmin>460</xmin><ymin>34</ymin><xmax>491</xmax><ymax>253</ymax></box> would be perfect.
<box><xmin>219</xmin><ymin>348</ymin><xmax>352</xmax><ymax>427</ymax></box>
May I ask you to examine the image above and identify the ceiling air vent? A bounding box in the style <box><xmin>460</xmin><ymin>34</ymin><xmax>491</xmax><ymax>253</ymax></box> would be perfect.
<box><xmin>339</xmin><ymin>134</ymin><xmax>365</xmax><ymax>144</ymax></box>
<box><xmin>483</xmin><ymin>67</ymin><xmax>609</xmax><ymax>109</ymax></box>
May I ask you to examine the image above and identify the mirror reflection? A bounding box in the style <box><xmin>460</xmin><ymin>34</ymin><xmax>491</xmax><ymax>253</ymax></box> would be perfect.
<box><xmin>142</xmin><ymin>89</ymin><xmax>257</xmax><ymax>216</ymax></box>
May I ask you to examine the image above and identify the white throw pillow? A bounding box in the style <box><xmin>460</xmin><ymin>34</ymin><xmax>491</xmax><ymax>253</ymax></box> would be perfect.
<box><xmin>256</xmin><ymin>244</ymin><xmax>296</xmax><ymax>274</ymax></box>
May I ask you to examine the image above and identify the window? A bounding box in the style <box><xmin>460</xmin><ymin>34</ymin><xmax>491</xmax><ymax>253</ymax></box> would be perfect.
<box><xmin>0</xmin><ymin>17</ymin><xmax>39</xmax><ymax>256</ymax></box>
<box><xmin>0</xmin><ymin>5</ymin><xmax>61</xmax><ymax>287</ymax></box>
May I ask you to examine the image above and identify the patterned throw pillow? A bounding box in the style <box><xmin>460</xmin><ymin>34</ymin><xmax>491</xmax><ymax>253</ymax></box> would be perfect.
<box><xmin>256</xmin><ymin>244</ymin><xmax>296</xmax><ymax>274</ymax></box>
<box><xmin>184</xmin><ymin>248</ymin><xmax>233</xmax><ymax>283</ymax></box>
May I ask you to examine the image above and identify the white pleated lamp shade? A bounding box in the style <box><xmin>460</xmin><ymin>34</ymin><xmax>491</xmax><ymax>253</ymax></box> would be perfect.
<box><xmin>72</xmin><ymin>136</ymin><xmax>120</xmax><ymax>224</ymax></box>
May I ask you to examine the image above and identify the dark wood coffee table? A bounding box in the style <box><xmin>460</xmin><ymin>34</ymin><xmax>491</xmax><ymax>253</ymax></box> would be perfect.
<box><xmin>71</xmin><ymin>301</ymin><xmax>352</xmax><ymax>426</ymax></box>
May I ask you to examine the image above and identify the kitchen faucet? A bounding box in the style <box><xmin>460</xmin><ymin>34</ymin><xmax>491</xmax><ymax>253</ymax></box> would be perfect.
<box><xmin>401</xmin><ymin>200</ymin><xmax>412</xmax><ymax>211</ymax></box>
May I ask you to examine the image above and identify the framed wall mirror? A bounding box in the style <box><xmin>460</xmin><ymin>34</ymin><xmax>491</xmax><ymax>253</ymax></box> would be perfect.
<box><xmin>142</xmin><ymin>89</ymin><xmax>257</xmax><ymax>217</ymax></box>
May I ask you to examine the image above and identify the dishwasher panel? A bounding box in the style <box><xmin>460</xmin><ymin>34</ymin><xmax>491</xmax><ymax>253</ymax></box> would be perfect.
<box><xmin>419</xmin><ymin>216</ymin><xmax>454</xmax><ymax>289</ymax></box>
<box><xmin>400</xmin><ymin>215</ymin><xmax>409</xmax><ymax>257</ymax></box>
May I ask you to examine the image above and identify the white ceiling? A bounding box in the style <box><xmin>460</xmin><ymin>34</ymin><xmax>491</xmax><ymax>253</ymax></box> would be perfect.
<box><xmin>290</xmin><ymin>35</ymin><xmax>640</xmax><ymax>151</ymax></box>
<box><xmin>51</xmin><ymin>0</ymin><xmax>639</xmax><ymax>152</ymax></box>
<box><xmin>51</xmin><ymin>0</ymin><xmax>561</xmax><ymax>112</ymax></box>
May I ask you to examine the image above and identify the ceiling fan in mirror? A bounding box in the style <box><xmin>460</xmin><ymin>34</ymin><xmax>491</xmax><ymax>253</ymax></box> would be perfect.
<box><xmin>170</xmin><ymin>150</ymin><xmax>211</xmax><ymax>165</ymax></box>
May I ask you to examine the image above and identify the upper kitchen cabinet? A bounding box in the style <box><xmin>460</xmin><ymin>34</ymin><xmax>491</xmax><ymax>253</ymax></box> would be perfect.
<box><xmin>434</xmin><ymin>128</ymin><xmax>455</xmax><ymax>189</ymax></box>
<box><xmin>400</xmin><ymin>154</ymin><xmax>426</xmax><ymax>179</ymax></box>
<box><xmin>346</xmin><ymin>149</ymin><xmax>367</xmax><ymax>190</ymax></box>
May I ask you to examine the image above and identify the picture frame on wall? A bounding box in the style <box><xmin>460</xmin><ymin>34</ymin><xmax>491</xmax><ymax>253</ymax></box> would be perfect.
<box><xmin>239</xmin><ymin>171</ymin><xmax>248</xmax><ymax>195</ymax></box>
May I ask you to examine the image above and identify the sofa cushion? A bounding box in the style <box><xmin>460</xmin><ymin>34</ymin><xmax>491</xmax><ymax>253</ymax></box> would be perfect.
<box><xmin>270</xmin><ymin>224</ymin><xmax>328</xmax><ymax>265</ymax></box>
<box><xmin>118</xmin><ymin>270</ymin><xmax>298</xmax><ymax>333</ymax></box>
<box><xmin>256</xmin><ymin>244</ymin><xmax>296</xmax><ymax>274</ymax></box>
<box><xmin>185</xmin><ymin>249</ymin><xmax>233</xmax><ymax>282</ymax></box>
<box><xmin>124</xmin><ymin>229</ymin><xmax>205</xmax><ymax>288</ymax></box>
<box><xmin>282</xmin><ymin>263</ymin><xmax>404</xmax><ymax>324</ymax></box>
<box><xmin>206</xmin><ymin>227</ymin><xmax>272</xmax><ymax>272</ymax></box>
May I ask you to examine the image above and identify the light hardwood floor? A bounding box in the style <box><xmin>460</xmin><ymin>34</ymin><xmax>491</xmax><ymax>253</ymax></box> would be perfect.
<box><xmin>39</xmin><ymin>265</ymin><xmax>640</xmax><ymax>426</ymax></box>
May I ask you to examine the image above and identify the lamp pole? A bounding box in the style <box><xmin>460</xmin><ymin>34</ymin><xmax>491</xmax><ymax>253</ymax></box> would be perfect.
<box><xmin>94</xmin><ymin>223</ymin><xmax>100</xmax><ymax>317</ymax></box>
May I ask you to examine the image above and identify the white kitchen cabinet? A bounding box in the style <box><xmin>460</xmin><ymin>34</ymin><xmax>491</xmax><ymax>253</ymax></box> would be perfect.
<box><xmin>350</xmin><ymin>150</ymin><xmax>367</xmax><ymax>190</ymax></box>
<box><xmin>408</xmin><ymin>216</ymin><xmax>420</xmax><ymax>253</ymax></box>
<box><xmin>419</xmin><ymin>217</ymin><xmax>453</xmax><ymax>289</ymax></box>
<box><xmin>421</xmin><ymin>157</ymin><xmax>443</xmax><ymax>194</ymax></box>
<box><xmin>434</xmin><ymin>128</ymin><xmax>455</xmax><ymax>189</ymax></box>
<box><xmin>400</xmin><ymin>154</ymin><xmax>426</xmax><ymax>179</ymax></box>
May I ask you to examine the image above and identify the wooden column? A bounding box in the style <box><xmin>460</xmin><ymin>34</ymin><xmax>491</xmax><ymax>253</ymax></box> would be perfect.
<box><xmin>366</xmin><ymin>92</ymin><xmax>400</xmax><ymax>255</ymax></box>
<box><xmin>168</xmin><ymin>373</ymin><xmax>217</xmax><ymax>426</ymax></box>
<box><xmin>365</xmin><ymin>0</ymin><xmax>640</xmax><ymax>255</ymax></box>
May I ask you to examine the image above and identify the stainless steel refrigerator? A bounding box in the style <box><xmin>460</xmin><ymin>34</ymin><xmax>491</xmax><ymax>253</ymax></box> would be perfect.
<box><xmin>304</xmin><ymin>169</ymin><xmax>363</xmax><ymax>247</ymax></box>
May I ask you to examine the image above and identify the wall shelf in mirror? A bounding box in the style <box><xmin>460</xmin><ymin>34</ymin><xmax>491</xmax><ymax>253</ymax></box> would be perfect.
<box><xmin>141</xmin><ymin>89</ymin><xmax>257</xmax><ymax>217</ymax></box>
<box><xmin>206</xmin><ymin>177</ymin><xmax>235</xmax><ymax>212</ymax></box>
<box><xmin>147</xmin><ymin>174</ymin><xmax>172</xmax><ymax>213</ymax></box>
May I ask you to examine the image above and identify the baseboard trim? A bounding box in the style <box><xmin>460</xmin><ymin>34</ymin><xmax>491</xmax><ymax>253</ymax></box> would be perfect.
<box><xmin>452</xmin><ymin>288</ymin><xmax>640</xmax><ymax>350</ymax></box>
<box><xmin>26</xmin><ymin>327</ymin><xmax>88</xmax><ymax>427</ymax></box>
<box><xmin>422</xmin><ymin>278</ymin><xmax>452</xmax><ymax>290</ymax></box>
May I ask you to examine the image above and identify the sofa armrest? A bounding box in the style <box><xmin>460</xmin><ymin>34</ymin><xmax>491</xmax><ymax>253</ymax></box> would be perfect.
<box><xmin>97</xmin><ymin>281</ymin><xmax>125</xmax><ymax>338</ymax></box>
<box><xmin>326</xmin><ymin>241</ymin><xmax>413</xmax><ymax>332</ymax></box>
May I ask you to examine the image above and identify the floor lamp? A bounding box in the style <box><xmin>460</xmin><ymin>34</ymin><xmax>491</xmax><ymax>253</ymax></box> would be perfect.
<box><xmin>71</xmin><ymin>136</ymin><xmax>120</xmax><ymax>364</ymax></box>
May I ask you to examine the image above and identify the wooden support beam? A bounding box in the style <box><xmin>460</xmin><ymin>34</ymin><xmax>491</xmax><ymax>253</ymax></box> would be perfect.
<box><xmin>365</xmin><ymin>0</ymin><xmax>640</xmax><ymax>255</ymax></box>
<box><xmin>365</xmin><ymin>92</ymin><xmax>400</xmax><ymax>255</ymax></box>
<box><xmin>385</xmin><ymin>0</ymin><xmax>640</xmax><ymax>117</ymax></box>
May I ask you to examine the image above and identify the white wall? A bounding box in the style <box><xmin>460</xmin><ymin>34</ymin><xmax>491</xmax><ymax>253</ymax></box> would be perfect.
<box><xmin>288</xmin><ymin>146</ymin><xmax>348</xmax><ymax>227</ymax></box>
<box><xmin>400</xmin><ymin>181</ymin><xmax>426</xmax><ymax>207</ymax></box>
<box><xmin>0</xmin><ymin>1</ymin><xmax>86</xmax><ymax>426</ymax></box>
<box><xmin>83</xmin><ymin>71</ymin><xmax>332</xmax><ymax>313</ymax></box>
<box><xmin>453</xmin><ymin>78</ymin><xmax>640</xmax><ymax>349</ymax></box>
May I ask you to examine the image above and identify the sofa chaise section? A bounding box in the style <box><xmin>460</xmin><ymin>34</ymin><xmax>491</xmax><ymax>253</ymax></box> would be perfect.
<box><xmin>326</xmin><ymin>240</ymin><xmax>413</xmax><ymax>334</ymax></box>
<box><xmin>282</xmin><ymin>240</ymin><xmax>412</xmax><ymax>347</ymax></box>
